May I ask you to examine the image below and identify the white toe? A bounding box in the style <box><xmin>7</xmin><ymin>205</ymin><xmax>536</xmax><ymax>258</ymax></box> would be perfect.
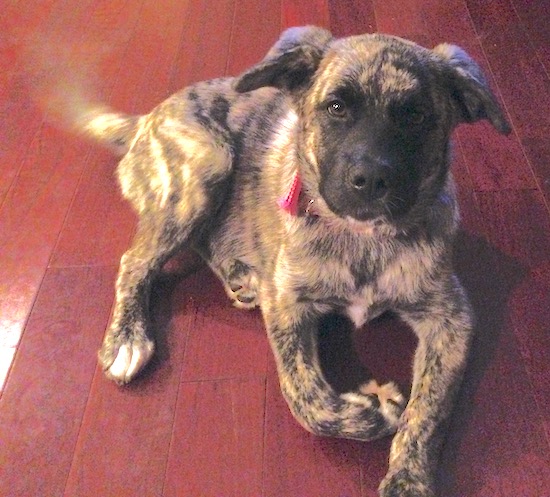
<box><xmin>124</xmin><ymin>342</ymin><xmax>154</xmax><ymax>380</ymax></box>
<box><xmin>341</xmin><ymin>392</ymin><xmax>375</xmax><ymax>408</ymax></box>
<box><xmin>108</xmin><ymin>344</ymin><xmax>132</xmax><ymax>380</ymax></box>
<box><xmin>107</xmin><ymin>342</ymin><xmax>154</xmax><ymax>382</ymax></box>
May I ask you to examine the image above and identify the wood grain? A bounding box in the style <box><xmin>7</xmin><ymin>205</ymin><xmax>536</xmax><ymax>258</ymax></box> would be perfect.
<box><xmin>164</xmin><ymin>377</ymin><xmax>266</xmax><ymax>497</ymax></box>
<box><xmin>466</xmin><ymin>0</ymin><xmax>550</xmax><ymax>205</ymax></box>
<box><xmin>0</xmin><ymin>266</ymin><xmax>116</xmax><ymax>497</ymax></box>
<box><xmin>282</xmin><ymin>0</ymin><xmax>329</xmax><ymax>28</ymax></box>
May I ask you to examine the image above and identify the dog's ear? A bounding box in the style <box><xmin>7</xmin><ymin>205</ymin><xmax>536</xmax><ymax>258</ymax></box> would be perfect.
<box><xmin>234</xmin><ymin>26</ymin><xmax>333</xmax><ymax>93</ymax></box>
<box><xmin>433</xmin><ymin>44</ymin><xmax>511</xmax><ymax>134</ymax></box>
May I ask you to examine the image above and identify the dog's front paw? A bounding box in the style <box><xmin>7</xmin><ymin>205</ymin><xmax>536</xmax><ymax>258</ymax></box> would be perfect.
<box><xmin>379</xmin><ymin>469</ymin><xmax>435</xmax><ymax>497</ymax></box>
<box><xmin>332</xmin><ymin>381</ymin><xmax>405</xmax><ymax>439</ymax></box>
<box><xmin>359</xmin><ymin>380</ymin><xmax>406</xmax><ymax>425</ymax></box>
<box><xmin>341</xmin><ymin>380</ymin><xmax>405</xmax><ymax>429</ymax></box>
<box><xmin>99</xmin><ymin>333</ymin><xmax>155</xmax><ymax>385</ymax></box>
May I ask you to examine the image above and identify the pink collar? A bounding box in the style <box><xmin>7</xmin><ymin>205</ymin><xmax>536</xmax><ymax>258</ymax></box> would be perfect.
<box><xmin>277</xmin><ymin>172</ymin><xmax>318</xmax><ymax>217</ymax></box>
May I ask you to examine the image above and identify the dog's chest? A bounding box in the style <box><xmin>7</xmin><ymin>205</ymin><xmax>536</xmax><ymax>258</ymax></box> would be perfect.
<box><xmin>344</xmin><ymin>249</ymin><xmax>436</xmax><ymax>327</ymax></box>
<box><xmin>345</xmin><ymin>290</ymin><xmax>378</xmax><ymax>328</ymax></box>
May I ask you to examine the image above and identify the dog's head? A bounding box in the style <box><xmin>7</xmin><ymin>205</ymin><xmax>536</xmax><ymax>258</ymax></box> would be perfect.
<box><xmin>235</xmin><ymin>27</ymin><xmax>510</xmax><ymax>227</ymax></box>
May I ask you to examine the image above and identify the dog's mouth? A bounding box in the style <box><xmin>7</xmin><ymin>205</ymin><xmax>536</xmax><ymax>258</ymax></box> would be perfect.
<box><xmin>320</xmin><ymin>190</ymin><xmax>402</xmax><ymax>222</ymax></box>
<box><xmin>279</xmin><ymin>172</ymin><xmax>403</xmax><ymax>235</ymax></box>
<box><xmin>318</xmin><ymin>174</ymin><xmax>418</xmax><ymax>227</ymax></box>
<box><xmin>302</xmin><ymin>192</ymin><xmax>397</xmax><ymax>236</ymax></box>
<box><xmin>343</xmin><ymin>215</ymin><xmax>394</xmax><ymax>235</ymax></box>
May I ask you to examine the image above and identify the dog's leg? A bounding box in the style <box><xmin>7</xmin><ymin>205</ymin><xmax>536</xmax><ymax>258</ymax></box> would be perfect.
<box><xmin>379</xmin><ymin>275</ymin><xmax>473</xmax><ymax>497</ymax></box>
<box><xmin>262</xmin><ymin>297</ymin><xmax>406</xmax><ymax>441</ymax></box>
<box><xmin>99</xmin><ymin>119</ymin><xmax>234</xmax><ymax>384</ymax></box>
<box><xmin>99</xmin><ymin>213</ymin><xmax>186</xmax><ymax>384</ymax></box>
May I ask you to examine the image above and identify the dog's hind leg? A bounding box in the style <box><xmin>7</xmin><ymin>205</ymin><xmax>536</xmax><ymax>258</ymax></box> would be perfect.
<box><xmin>99</xmin><ymin>117</ymin><xmax>233</xmax><ymax>384</ymax></box>
<box><xmin>99</xmin><ymin>213</ymin><xmax>182</xmax><ymax>384</ymax></box>
<box><xmin>100</xmin><ymin>205</ymin><xmax>229</xmax><ymax>384</ymax></box>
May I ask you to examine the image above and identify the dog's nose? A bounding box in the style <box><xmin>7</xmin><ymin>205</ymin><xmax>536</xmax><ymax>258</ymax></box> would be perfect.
<box><xmin>348</xmin><ymin>165</ymin><xmax>389</xmax><ymax>201</ymax></box>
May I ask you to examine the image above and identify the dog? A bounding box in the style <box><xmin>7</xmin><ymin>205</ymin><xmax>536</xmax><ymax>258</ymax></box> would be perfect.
<box><xmin>71</xmin><ymin>26</ymin><xmax>510</xmax><ymax>497</ymax></box>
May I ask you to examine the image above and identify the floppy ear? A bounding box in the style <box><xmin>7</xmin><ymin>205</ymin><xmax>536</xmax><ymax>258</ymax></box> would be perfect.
<box><xmin>234</xmin><ymin>26</ymin><xmax>333</xmax><ymax>93</ymax></box>
<box><xmin>433</xmin><ymin>44</ymin><xmax>511</xmax><ymax>134</ymax></box>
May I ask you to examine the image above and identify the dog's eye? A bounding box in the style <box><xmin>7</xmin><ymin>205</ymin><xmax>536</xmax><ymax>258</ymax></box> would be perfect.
<box><xmin>406</xmin><ymin>109</ymin><xmax>425</xmax><ymax>125</ymax></box>
<box><xmin>397</xmin><ymin>106</ymin><xmax>426</xmax><ymax>126</ymax></box>
<box><xmin>326</xmin><ymin>100</ymin><xmax>347</xmax><ymax>118</ymax></box>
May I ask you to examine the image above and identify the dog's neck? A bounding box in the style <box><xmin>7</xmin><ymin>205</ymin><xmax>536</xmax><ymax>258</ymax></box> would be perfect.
<box><xmin>277</xmin><ymin>172</ymin><xmax>319</xmax><ymax>218</ymax></box>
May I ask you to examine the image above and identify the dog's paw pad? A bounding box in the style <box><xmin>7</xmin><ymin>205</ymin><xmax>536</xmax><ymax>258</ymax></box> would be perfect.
<box><xmin>358</xmin><ymin>380</ymin><xmax>406</xmax><ymax>424</ymax></box>
<box><xmin>103</xmin><ymin>341</ymin><xmax>154</xmax><ymax>384</ymax></box>
<box><xmin>232</xmin><ymin>290</ymin><xmax>259</xmax><ymax>309</ymax></box>
<box><xmin>226</xmin><ymin>271</ymin><xmax>260</xmax><ymax>310</ymax></box>
<box><xmin>359</xmin><ymin>380</ymin><xmax>405</xmax><ymax>406</ymax></box>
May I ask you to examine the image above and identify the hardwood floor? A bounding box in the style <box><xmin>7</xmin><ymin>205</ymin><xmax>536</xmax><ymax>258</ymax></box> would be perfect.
<box><xmin>1</xmin><ymin>1</ymin><xmax>549</xmax><ymax>496</ymax></box>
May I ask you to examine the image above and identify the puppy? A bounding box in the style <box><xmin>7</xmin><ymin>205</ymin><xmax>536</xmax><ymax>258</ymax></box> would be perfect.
<box><xmin>74</xmin><ymin>27</ymin><xmax>509</xmax><ymax>497</ymax></box>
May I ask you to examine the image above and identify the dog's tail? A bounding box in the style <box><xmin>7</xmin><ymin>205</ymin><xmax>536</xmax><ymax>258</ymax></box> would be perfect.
<box><xmin>24</xmin><ymin>36</ymin><xmax>141</xmax><ymax>155</ymax></box>
<box><xmin>72</xmin><ymin>105</ymin><xmax>141</xmax><ymax>156</ymax></box>
<box><xmin>36</xmin><ymin>79</ymin><xmax>141</xmax><ymax>156</ymax></box>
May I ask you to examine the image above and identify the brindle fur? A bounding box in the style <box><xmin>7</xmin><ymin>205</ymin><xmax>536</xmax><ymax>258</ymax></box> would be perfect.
<box><xmin>74</xmin><ymin>27</ymin><xmax>510</xmax><ymax>497</ymax></box>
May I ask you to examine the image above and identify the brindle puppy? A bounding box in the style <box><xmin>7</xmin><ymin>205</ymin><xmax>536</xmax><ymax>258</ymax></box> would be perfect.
<box><xmin>75</xmin><ymin>27</ymin><xmax>509</xmax><ymax>497</ymax></box>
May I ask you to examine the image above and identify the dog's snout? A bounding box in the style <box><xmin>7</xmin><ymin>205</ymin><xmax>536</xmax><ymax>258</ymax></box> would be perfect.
<box><xmin>347</xmin><ymin>164</ymin><xmax>389</xmax><ymax>201</ymax></box>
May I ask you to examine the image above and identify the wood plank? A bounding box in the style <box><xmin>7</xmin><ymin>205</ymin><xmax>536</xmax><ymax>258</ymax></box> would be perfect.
<box><xmin>451</xmin><ymin>139</ymin><xmax>486</xmax><ymax>234</ymax></box>
<box><xmin>63</xmin><ymin>272</ymin><xmax>195</xmax><ymax>496</ymax></box>
<box><xmin>0</xmin><ymin>0</ymin><xmax>145</xmax><ymax>205</ymax></box>
<box><xmin>456</xmin><ymin>122</ymin><xmax>534</xmax><ymax>193</ymax></box>
<box><xmin>163</xmin><ymin>378</ymin><xmax>266</xmax><ymax>497</ymax></box>
<box><xmin>226</xmin><ymin>0</ymin><xmax>282</xmax><ymax>76</ymax></box>
<box><xmin>166</xmin><ymin>0</ymin><xmax>235</xmax><ymax>93</ymax></box>
<box><xmin>475</xmin><ymin>190</ymin><xmax>550</xmax><ymax>267</ymax></box>
<box><xmin>371</xmin><ymin>0</ymin><xmax>431</xmax><ymax>46</ymax></box>
<box><xmin>0</xmin><ymin>0</ymin><xmax>147</xmax><ymax>389</ymax></box>
<box><xmin>179</xmin><ymin>269</ymin><xmax>268</xmax><ymax>381</ymax></box>
<box><xmin>0</xmin><ymin>266</ymin><xmax>116</xmax><ymax>497</ymax></box>
<box><xmin>48</xmin><ymin>148</ymin><xmax>135</xmax><ymax>268</ymax></box>
<box><xmin>330</xmin><ymin>5</ymin><xmax>550</xmax><ymax>496</ymax></box>
<box><xmin>0</xmin><ymin>126</ymin><xmax>92</xmax><ymax>391</ymax></box>
<box><xmin>417</xmin><ymin>0</ymin><xmax>536</xmax><ymax>192</ymax></box>
<box><xmin>474</xmin><ymin>189</ymin><xmax>550</xmax><ymax>437</ymax></box>
<box><xmin>281</xmin><ymin>0</ymin><xmax>330</xmax><ymax>29</ymax></box>
<box><xmin>61</xmin><ymin>2</ymin><xmax>239</xmax><ymax>493</ymax></box>
<box><xmin>465</xmin><ymin>0</ymin><xmax>550</xmax><ymax>205</ymax></box>
<box><xmin>315</xmin><ymin>313</ymin><xmax>418</xmax><ymax>496</ymax></box>
<box><xmin>0</xmin><ymin>0</ymin><xmax>94</xmax><ymax>205</ymax></box>
<box><xmin>328</xmin><ymin>0</ymin><xmax>377</xmax><ymax>37</ymax></box>
<box><xmin>353</xmin><ymin>316</ymin><xmax>416</xmax><ymax>397</ymax></box>
<box><xmin>510</xmin><ymin>0</ymin><xmax>550</xmax><ymax>73</ymax></box>
<box><xmin>510</xmin><ymin>263</ymin><xmax>550</xmax><ymax>444</ymax></box>
<box><xmin>1</xmin><ymin>3</ymin><xmax>548</xmax><ymax>497</ymax></box>
<box><xmin>440</xmin><ymin>320</ymin><xmax>550</xmax><ymax>496</ymax></box>
<box><xmin>51</xmin><ymin>0</ymin><xmax>236</xmax><ymax>268</ymax></box>
<box><xmin>444</xmin><ymin>198</ymin><xmax>550</xmax><ymax>494</ymax></box>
